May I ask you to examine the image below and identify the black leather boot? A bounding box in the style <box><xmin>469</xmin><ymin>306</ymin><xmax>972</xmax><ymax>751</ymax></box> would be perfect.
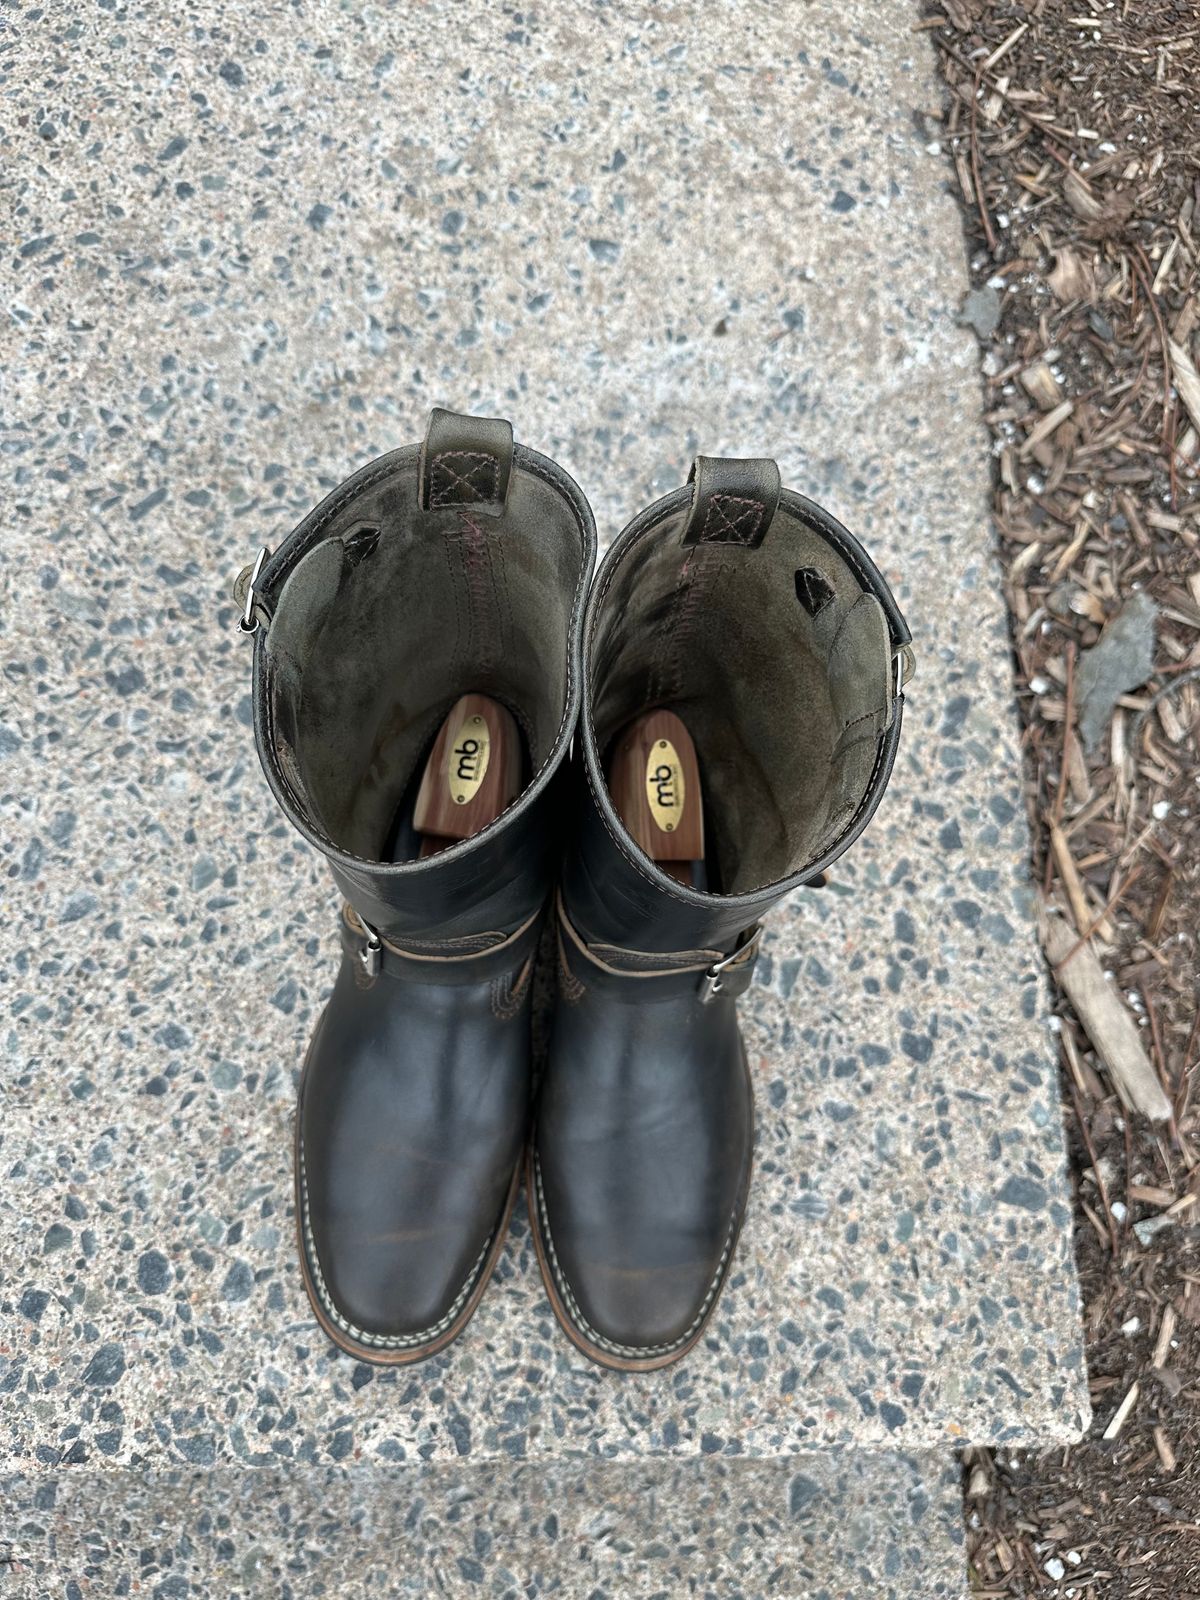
<box><xmin>530</xmin><ymin>457</ymin><xmax>913</xmax><ymax>1370</ymax></box>
<box><xmin>237</xmin><ymin>408</ymin><xmax>595</xmax><ymax>1363</ymax></box>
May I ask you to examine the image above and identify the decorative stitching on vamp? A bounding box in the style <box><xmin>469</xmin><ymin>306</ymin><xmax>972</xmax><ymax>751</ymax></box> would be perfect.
<box><xmin>298</xmin><ymin>1137</ymin><xmax>495</xmax><ymax>1350</ymax></box>
<box><xmin>700</xmin><ymin>493</ymin><xmax>765</xmax><ymax>546</ymax></box>
<box><xmin>556</xmin><ymin>931</ymin><xmax>586</xmax><ymax>1004</ymax></box>
<box><xmin>532</xmin><ymin>1150</ymin><xmax>739</xmax><ymax>1359</ymax></box>
<box><xmin>491</xmin><ymin>955</ymin><xmax>534</xmax><ymax>1021</ymax></box>
<box><xmin>430</xmin><ymin>450</ymin><xmax>498</xmax><ymax>507</ymax></box>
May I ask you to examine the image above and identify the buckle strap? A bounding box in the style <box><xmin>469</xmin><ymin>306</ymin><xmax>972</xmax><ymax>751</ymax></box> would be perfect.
<box><xmin>344</xmin><ymin>903</ymin><xmax>541</xmax><ymax>981</ymax></box>
<box><xmin>232</xmin><ymin>545</ymin><xmax>272</xmax><ymax>636</ymax></box>
<box><xmin>896</xmin><ymin>641</ymin><xmax>917</xmax><ymax>689</ymax></box>
<box><xmin>557</xmin><ymin>897</ymin><xmax>761</xmax><ymax>1003</ymax></box>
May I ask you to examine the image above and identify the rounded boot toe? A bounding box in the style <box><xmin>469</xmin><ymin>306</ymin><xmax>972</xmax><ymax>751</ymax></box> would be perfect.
<box><xmin>533</xmin><ymin>1153</ymin><xmax>742</xmax><ymax>1367</ymax></box>
<box><xmin>564</xmin><ymin>1253</ymin><xmax>728</xmax><ymax>1359</ymax></box>
<box><xmin>311</xmin><ymin>1224</ymin><xmax>487</xmax><ymax>1351</ymax></box>
<box><xmin>298</xmin><ymin>1121</ymin><xmax>513</xmax><ymax>1361</ymax></box>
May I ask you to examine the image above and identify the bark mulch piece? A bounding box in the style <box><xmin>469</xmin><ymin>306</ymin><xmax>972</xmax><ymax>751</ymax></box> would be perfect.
<box><xmin>925</xmin><ymin>2</ymin><xmax>1200</xmax><ymax>1595</ymax></box>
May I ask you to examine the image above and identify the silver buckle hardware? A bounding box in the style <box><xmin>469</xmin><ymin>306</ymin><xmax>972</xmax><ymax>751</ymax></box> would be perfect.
<box><xmin>358</xmin><ymin>922</ymin><xmax>382</xmax><ymax>979</ymax></box>
<box><xmin>895</xmin><ymin>642</ymin><xmax>916</xmax><ymax>693</ymax></box>
<box><xmin>700</xmin><ymin>925</ymin><xmax>763</xmax><ymax>1004</ymax></box>
<box><xmin>233</xmin><ymin>545</ymin><xmax>271</xmax><ymax>635</ymax></box>
<box><xmin>882</xmin><ymin>642</ymin><xmax>916</xmax><ymax>732</ymax></box>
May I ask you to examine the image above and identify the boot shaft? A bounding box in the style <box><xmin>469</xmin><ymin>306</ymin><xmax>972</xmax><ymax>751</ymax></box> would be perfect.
<box><xmin>563</xmin><ymin>456</ymin><xmax>913</xmax><ymax>954</ymax></box>
<box><xmin>241</xmin><ymin>409</ymin><xmax>596</xmax><ymax>943</ymax></box>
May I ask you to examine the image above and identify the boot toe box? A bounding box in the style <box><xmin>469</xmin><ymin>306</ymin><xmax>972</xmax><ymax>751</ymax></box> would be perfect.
<box><xmin>303</xmin><ymin>1202</ymin><xmax>497</xmax><ymax>1353</ymax></box>
<box><xmin>558</xmin><ymin>1251</ymin><xmax>733</xmax><ymax>1361</ymax></box>
<box><xmin>295</xmin><ymin>957</ymin><xmax>529</xmax><ymax>1361</ymax></box>
<box><xmin>533</xmin><ymin>1154</ymin><xmax>744</xmax><ymax>1365</ymax></box>
<box><xmin>296</xmin><ymin>1067</ymin><xmax>521</xmax><ymax>1359</ymax></box>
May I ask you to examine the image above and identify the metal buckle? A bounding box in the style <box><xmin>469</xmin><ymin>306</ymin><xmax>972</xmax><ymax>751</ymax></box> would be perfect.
<box><xmin>883</xmin><ymin>642</ymin><xmax>916</xmax><ymax>731</ymax></box>
<box><xmin>357</xmin><ymin>922</ymin><xmax>382</xmax><ymax>979</ymax></box>
<box><xmin>234</xmin><ymin>546</ymin><xmax>270</xmax><ymax>635</ymax></box>
<box><xmin>700</xmin><ymin>925</ymin><xmax>763</xmax><ymax>1004</ymax></box>
<box><xmin>894</xmin><ymin>642</ymin><xmax>916</xmax><ymax>693</ymax></box>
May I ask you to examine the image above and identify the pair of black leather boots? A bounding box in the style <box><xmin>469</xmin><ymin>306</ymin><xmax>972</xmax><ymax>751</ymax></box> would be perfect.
<box><xmin>237</xmin><ymin>408</ymin><xmax>911</xmax><ymax>1371</ymax></box>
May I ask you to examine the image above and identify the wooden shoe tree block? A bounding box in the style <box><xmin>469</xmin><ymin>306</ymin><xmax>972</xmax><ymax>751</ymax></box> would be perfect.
<box><xmin>413</xmin><ymin>694</ymin><xmax>522</xmax><ymax>857</ymax></box>
<box><xmin>608</xmin><ymin>709</ymin><xmax>704</xmax><ymax>886</ymax></box>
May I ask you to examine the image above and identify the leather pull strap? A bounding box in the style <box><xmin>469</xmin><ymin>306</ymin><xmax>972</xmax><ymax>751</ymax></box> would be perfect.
<box><xmin>418</xmin><ymin>406</ymin><xmax>514</xmax><ymax>514</ymax></box>
<box><xmin>680</xmin><ymin>455</ymin><xmax>781</xmax><ymax>549</ymax></box>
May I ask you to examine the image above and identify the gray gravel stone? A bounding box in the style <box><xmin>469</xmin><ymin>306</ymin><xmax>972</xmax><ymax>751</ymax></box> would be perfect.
<box><xmin>137</xmin><ymin>1251</ymin><xmax>172</xmax><ymax>1296</ymax></box>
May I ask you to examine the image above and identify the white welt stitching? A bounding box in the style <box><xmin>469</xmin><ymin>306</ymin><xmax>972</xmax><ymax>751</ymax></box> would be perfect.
<box><xmin>298</xmin><ymin>1138</ymin><xmax>494</xmax><ymax>1349</ymax></box>
<box><xmin>532</xmin><ymin>1151</ymin><xmax>739</xmax><ymax>1359</ymax></box>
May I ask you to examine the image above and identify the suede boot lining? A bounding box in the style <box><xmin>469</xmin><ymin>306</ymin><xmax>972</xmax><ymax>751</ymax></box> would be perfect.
<box><xmin>590</xmin><ymin>504</ymin><xmax>892</xmax><ymax>894</ymax></box>
<box><xmin>264</xmin><ymin>460</ymin><xmax>584</xmax><ymax>861</ymax></box>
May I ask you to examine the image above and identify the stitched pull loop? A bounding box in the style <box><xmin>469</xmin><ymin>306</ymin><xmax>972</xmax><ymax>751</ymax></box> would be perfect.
<box><xmin>418</xmin><ymin>406</ymin><xmax>514</xmax><ymax>515</ymax></box>
<box><xmin>680</xmin><ymin>456</ymin><xmax>781</xmax><ymax>549</ymax></box>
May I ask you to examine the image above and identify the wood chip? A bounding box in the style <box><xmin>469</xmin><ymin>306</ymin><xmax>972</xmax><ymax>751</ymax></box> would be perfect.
<box><xmin>1101</xmin><ymin>1381</ymin><xmax>1139</xmax><ymax>1441</ymax></box>
<box><xmin>1152</xmin><ymin>236</ymin><xmax>1179</xmax><ymax>294</ymax></box>
<box><xmin>1064</xmin><ymin>733</ymin><xmax>1092</xmax><ymax>806</ymax></box>
<box><xmin>1049</xmin><ymin>822</ymin><xmax>1114</xmax><ymax>943</ymax></box>
<box><xmin>1021</xmin><ymin>359</ymin><xmax>1064</xmax><ymax>410</ymax></box>
<box><xmin>1063</xmin><ymin>169</ymin><xmax>1104</xmax><ymax>222</ymax></box>
<box><xmin>1048</xmin><ymin>521</ymin><xmax>1090</xmax><ymax>583</ymax></box>
<box><xmin>1152</xmin><ymin>1304</ymin><xmax>1178</xmax><ymax>1368</ymax></box>
<box><xmin>1047</xmin><ymin>246</ymin><xmax>1093</xmax><ymax>303</ymax></box>
<box><xmin>1039</xmin><ymin>911</ymin><xmax>1173</xmax><ymax>1122</ymax></box>
<box><xmin>1144</xmin><ymin>508</ymin><xmax>1185</xmax><ymax>531</ymax></box>
<box><xmin>1061</xmin><ymin>1024</ymin><xmax>1105</xmax><ymax>1100</ymax></box>
<box><xmin>1021</xmin><ymin>399</ymin><xmax>1075</xmax><ymax>457</ymax></box>
<box><xmin>1147</xmin><ymin>869</ymin><xmax>1174</xmax><ymax>942</ymax></box>
<box><xmin>1010</xmin><ymin>539</ymin><xmax>1043</xmax><ymax>576</ymax></box>
<box><xmin>1168</xmin><ymin>337</ymin><xmax>1200</xmax><ymax>436</ymax></box>
<box><xmin>983</xmin><ymin>20</ymin><xmax>1029</xmax><ymax>69</ymax></box>
<box><xmin>1153</xmin><ymin>1426</ymin><xmax>1176</xmax><ymax>1474</ymax></box>
<box><xmin>1157</xmin><ymin>695</ymin><xmax>1188</xmax><ymax>742</ymax></box>
<box><xmin>1080</xmin><ymin>1197</ymin><xmax>1111</xmax><ymax>1245</ymax></box>
<box><xmin>1117</xmin><ymin>491</ymin><xmax>1151</xmax><ymax>548</ymax></box>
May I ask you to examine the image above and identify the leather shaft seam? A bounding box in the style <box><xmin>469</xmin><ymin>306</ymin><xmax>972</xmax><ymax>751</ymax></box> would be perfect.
<box><xmin>490</xmin><ymin>955</ymin><xmax>534</xmax><ymax>1020</ymax></box>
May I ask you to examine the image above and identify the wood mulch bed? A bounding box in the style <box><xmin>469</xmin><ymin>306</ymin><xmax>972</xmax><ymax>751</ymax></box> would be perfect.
<box><xmin>925</xmin><ymin>2</ymin><xmax>1200</xmax><ymax>1595</ymax></box>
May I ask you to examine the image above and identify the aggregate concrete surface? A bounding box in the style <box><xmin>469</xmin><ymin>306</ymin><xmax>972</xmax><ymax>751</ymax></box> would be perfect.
<box><xmin>2</xmin><ymin>1</ymin><xmax>1089</xmax><ymax>1592</ymax></box>
<box><xmin>4</xmin><ymin>1453</ymin><xmax>965</xmax><ymax>1598</ymax></box>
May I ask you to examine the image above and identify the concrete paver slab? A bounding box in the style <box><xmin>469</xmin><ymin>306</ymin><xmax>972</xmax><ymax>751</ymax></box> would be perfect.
<box><xmin>0</xmin><ymin>2</ymin><xmax>1087</xmax><ymax>1470</ymax></box>
<box><xmin>3</xmin><ymin>1453</ymin><xmax>965</xmax><ymax>1599</ymax></box>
